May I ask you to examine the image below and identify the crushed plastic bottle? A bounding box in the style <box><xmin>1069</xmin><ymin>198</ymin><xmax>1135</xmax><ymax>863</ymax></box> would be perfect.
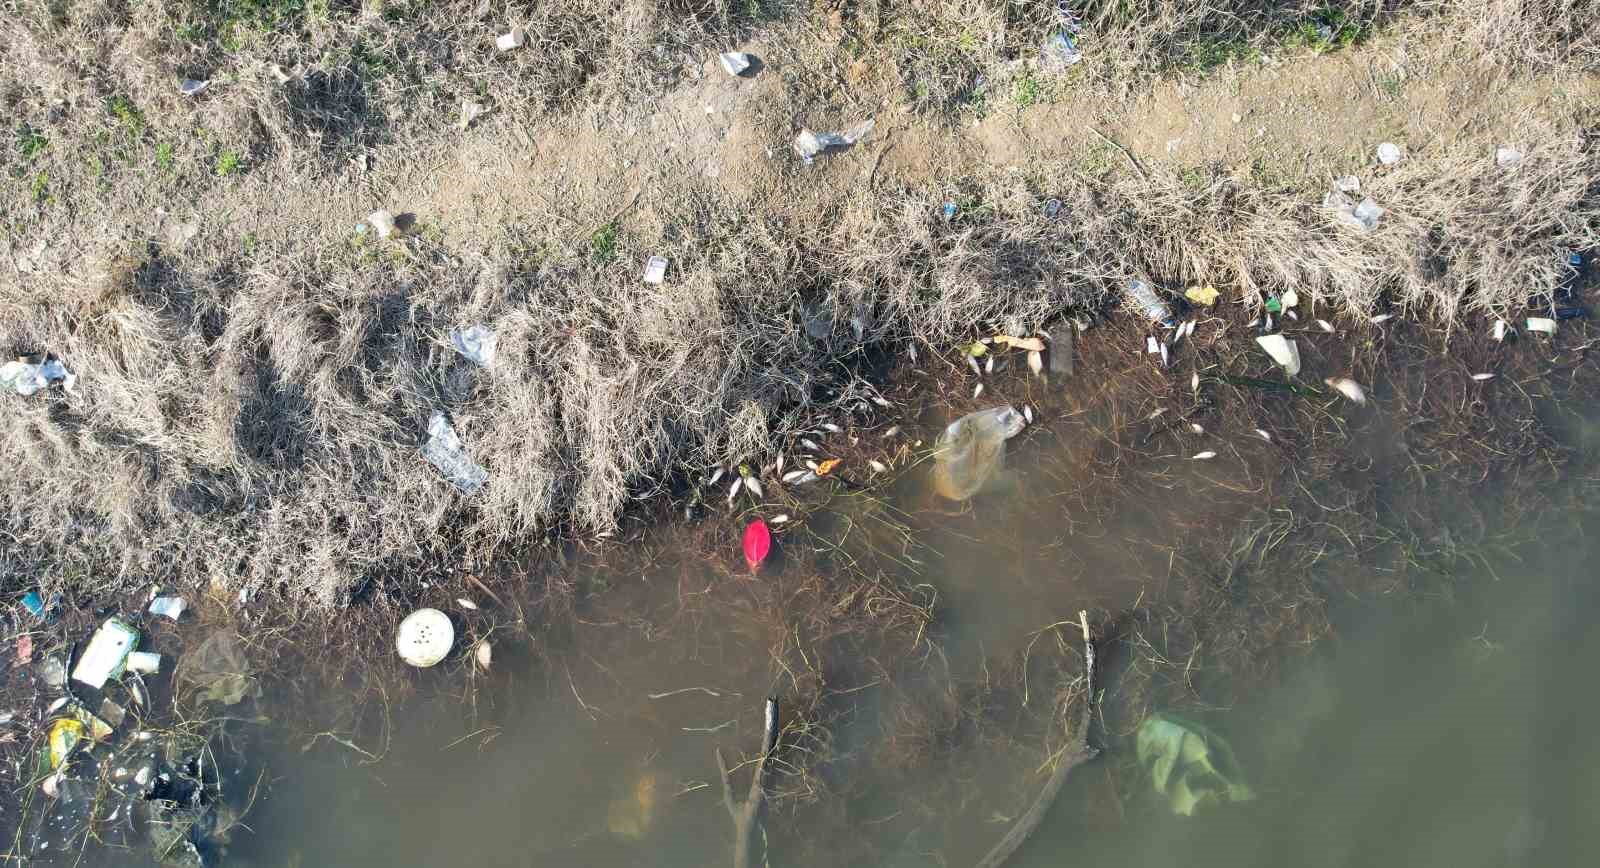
<box><xmin>1126</xmin><ymin>280</ymin><xmax>1175</xmax><ymax>326</ymax></box>
<box><xmin>931</xmin><ymin>406</ymin><xmax>1027</xmax><ymax>501</ymax></box>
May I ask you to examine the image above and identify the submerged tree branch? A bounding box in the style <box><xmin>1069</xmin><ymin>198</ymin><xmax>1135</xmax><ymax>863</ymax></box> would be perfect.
<box><xmin>974</xmin><ymin>611</ymin><xmax>1099</xmax><ymax>868</ymax></box>
<box><xmin>715</xmin><ymin>697</ymin><xmax>780</xmax><ymax>868</ymax></box>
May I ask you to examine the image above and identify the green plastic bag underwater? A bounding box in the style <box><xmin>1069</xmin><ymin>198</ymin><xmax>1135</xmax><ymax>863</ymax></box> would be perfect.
<box><xmin>1136</xmin><ymin>713</ymin><xmax>1255</xmax><ymax>816</ymax></box>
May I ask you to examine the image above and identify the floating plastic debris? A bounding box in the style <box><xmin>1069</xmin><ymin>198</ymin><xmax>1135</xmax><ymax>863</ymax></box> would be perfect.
<box><xmin>126</xmin><ymin>652</ymin><xmax>162</xmax><ymax>675</ymax></box>
<box><xmin>450</xmin><ymin>324</ymin><xmax>497</xmax><ymax>367</ymax></box>
<box><xmin>422</xmin><ymin>412</ymin><xmax>488</xmax><ymax>493</ymax></box>
<box><xmin>643</xmin><ymin>255</ymin><xmax>668</xmax><ymax>285</ymax></box>
<box><xmin>1137</xmin><ymin>713</ymin><xmax>1255</xmax><ymax>816</ymax></box>
<box><xmin>1325</xmin><ymin>192</ymin><xmax>1383</xmax><ymax>232</ymax></box>
<box><xmin>1334</xmin><ymin>175</ymin><xmax>1361</xmax><ymax>193</ymax></box>
<box><xmin>70</xmin><ymin>618</ymin><xmax>140</xmax><ymax>690</ymax></box>
<box><xmin>718</xmin><ymin>51</ymin><xmax>752</xmax><ymax>76</ymax></box>
<box><xmin>932</xmin><ymin>406</ymin><xmax>1025</xmax><ymax>501</ymax></box>
<box><xmin>396</xmin><ymin>608</ymin><xmax>454</xmax><ymax>667</ymax></box>
<box><xmin>1255</xmin><ymin>334</ymin><xmax>1301</xmax><ymax>377</ymax></box>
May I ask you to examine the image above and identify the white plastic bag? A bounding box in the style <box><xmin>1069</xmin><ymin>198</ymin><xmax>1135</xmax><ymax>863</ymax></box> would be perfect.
<box><xmin>932</xmin><ymin>406</ymin><xmax>1026</xmax><ymax>501</ymax></box>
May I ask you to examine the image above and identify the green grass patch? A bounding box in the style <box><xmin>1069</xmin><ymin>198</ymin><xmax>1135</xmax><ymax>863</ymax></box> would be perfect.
<box><xmin>107</xmin><ymin>95</ymin><xmax>147</xmax><ymax>138</ymax></box>
<box><xmin>214</xmin><ymin>148</ymin><xmax>243</xmax><ymax>177</ymax></box>
<box><xmin>590</xmin><ymin>222</ymin><xmax>619</xmax><ymax>264</ymax></box>
<box><xmin>16</xmin><ymin>125</ymin><xmax>48</xmax><ymax>162</ymax></box>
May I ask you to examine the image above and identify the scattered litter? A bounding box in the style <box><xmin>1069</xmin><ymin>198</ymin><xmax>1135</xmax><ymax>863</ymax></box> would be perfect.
<box><xmin>21</xmin><ymin>591</ymin><xmax>47</xmax><ymax>620</ymax></box>
<box><xmin>179</xmin><ymin>630</ymin><xmax>259</xmax><ymax>706</ymax></box>
<box><xmin>1185</xmin><ymin>285</ymin><xmax>1220</xmax><ymax>307</ymax></box>
<box><xmin>1471</xmin><ymin>373</ymin><xmax>1496</xmax><ymax>381</ymax></box>
<box><xmin>142</xmin><ymin>598</ymin><xmax>186</xmax><ymax>626</ymax></box>
<box><xmin>450</xmin><ymin>324</ymin><xmax>498</xmax><ymax>367</ymax></box>
<box><xmin>1495</xmin><ymin>147</ymin><xmax>1524</xmax><ymax>169</ymax></box>
<box><xmin>422</xmin><ymin>411</ymin><xmax>488</xmax><ymax>494</ymax></box>
<box><xmin>1526</xmin><ymin>317</ymin><xmax>1558</xmax><ymax>336</ymax></box>
<box><xmin>475</xmin><ymin>640</ymin><xmax>492</xmax><ymax>672</ymax></box>
<box><xmin>1376</xmin><ymin>142</ymin><xmax>1404</xmax><ymax>165</ymax></box>
<box><xmin>1041</xmin><ymin>31</ymin><xmax>1083</xmax><ymax>68</ymax></box>
<box><xmin>396</xmin><ymin>608</ymin><xmax>454</xmax><ymax>668</ymax></box>
<box><xmin>815</xmin><ymin>458</ymin><xmax>843</xmax><ymax>477</ymax></box>
<box><xmin>1146</xmin><ymin>336</ymin><xmax>1160</xmax><ymax>354</ymax></box>
<box><xmin>1043</xmin><ymin>198</ymin><xmax>1063</xmax><ymax>219</ymax></box>
<box><xmin>643</xmin><ymin>255</ymin><xmax>669</xmax><ymax>284</ymax></box>
<box><xmin>16</xmin><ymin>633</ymin><xmax>33</xmax><ymax>667</ymax></box>
<box><xmin>458</xmin><ymin>100</ymin><xmax>487</xmax><ymax>130</ymax></box>
<box><xmin>2</xmin><ymin>356</ymin><xmax>77</xmax><ymax>396</ymax></box>
<box><xmin>993</xmin><ymin>334</ymin><xmax>1046</xmax><ymax>353</ymax></box>
<box><xmin>1136</xmin><ymin>713</ymin><xmax>1255</xmax><ymax>816</ymax></box>
<box><xmin>942</xmin><ymin>201</ymin><xmax>958</xmax><ymax>220</ymax></box>
<box><xmin>270</xmin><ymin>63</ymin><xmax>292</xmax><ymax>84</ymax></box>
<box><xmin>793</xmin><ymin>119</ymin><xmax>874</xmax><ymax>163</ymax></box>
<box><xmin>496</xmin><ymin>27</ymin><xmax>526</xmax><ymax>52</ymax></box>
<box><xmin>1324</xmin><ymin>377</ymin><xmax>1368</xmax><ymax>405</ymax></box>
<box><xmin>366</xmin><ymin>209</ymin><xmax>397</xmax><ymax>239</ymax></box>
<box><xmin>70</xmin><ymin>618</ymin><xmax>140</xmax><ymax>690</ymax></box>
<box><xmin>1281</xmin><ymin>289</ymin><xmax>1299</xmax><ymax>309</ymax></box>
<box><xmin>1334</xmin><ymin>175</ymin><xmax>1361</xmax><ymax>193</ymax></box>
<box><xmin>1127</xmin><ymin>279</ymin><xmax>1174</xmax><ymax>325</ymax></box>
<box><xmin>178</xmin><ymin>79</ymin><xmax>209</xmax><ymax>96</ymax></box>
<box><xmin>1255</xmin><ymin>334</ymin><xmax>1301</xmax><ymax>377</ymax></box>
<box><xmin>743</xmin><ymin>520</ymin><xmax>772</xmax><ymax>574</ymax></box>
<box><xmin>37</xmin><ymin>655</ymin><xmax>66</xmax><ymax>688</ymax></box>
<box><xmin>1492</xmin><ymin>319</ymin><xmax>1509</xmax><ymax>342</ymax></box>
<box><xmin>932</xmin><ymin>406</ymin><xmax>1026</xmax><ymax>501</ymax></box>
<box><xmin>1265</xmin><ymin>296</ymin><xmax>1283</xmax><ymax>314</ymax></box>
<box><xmin>47</xmin><ymin>718</ymin><xmax>85</xmax><ymax>770</ymax></box>
<box><xmin>1048</xmin><ymin>325</ymin><xmax>1075</xmax><ymax>377</ymax></box>
<box><xmin>1370</xmin><ymin>313</ymin><xmax>1395</xmax><ymax>324</ymax></box>
<box><xmin>718</xmin><ymin>51</ymin><xmax>752</xmax><ymax>76</ymax></box>
<box><xmin>1324</xmin><ymin>192</ymin><xmax>1383</xmax><ymax>232</ymax></box>
<box><xmin>1192</xmin><ymin>451</ymin><xmax>1217</xmax><ymax>460</ymax></box>
<box><xmin>125</xmin><ymin>652</ymin><xmax>161</xmax><ymax>675</ymax></box>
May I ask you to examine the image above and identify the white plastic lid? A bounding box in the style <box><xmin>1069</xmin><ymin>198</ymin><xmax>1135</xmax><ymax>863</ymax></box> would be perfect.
<box><xmin>396</xmin><ymin>608</ymin><xmax>454</xmax><ymax>667</ymax></box>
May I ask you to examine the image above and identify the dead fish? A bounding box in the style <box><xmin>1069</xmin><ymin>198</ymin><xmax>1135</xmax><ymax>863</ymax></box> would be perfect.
<box><xmin>1317</xmin><ymin>319</ymin><xmax>1335</xmax><ymax>333</ymax></box>
<box><xmin>792</xmin><ymin>471</ymin><xmax>819</xmax><ymax>485</ymax></box>
<box><xmin>805</xmin><ymin>459</ymin><xmax>819</xmax><ymax>471</ymax></box>
<box><xmin>907</xmin><ymin>344</ymin><xmax>918</xmax><ymax>363</ymax></box>
<box><xmin>984</xmin><ymin>355</ymin><xmax>995</xmax><ymax>374</ymax></box>
<box><xmin>1325</xmin><ymin>377</ymin><xmax>1368</xmax><ymax>405</ymax></box>
<box><xmin>1159</xmin><ymin>342</ymin><xmax>1170</xmax><ymax>367</ymax></box>
<box><xmin>771</xmin><ymin>514</ymin><xmax>790</xmax><ymax>524</ymax></box>
<box><xmin>1287</xmin><ymin>311</ymin><xmax>1299</xmax><ymax>321</ymax></box>
<box><xmin>1370</xmin><ymin>313</ymin><xmax>1395</xmax><ymax>324</ymax></box>
<box><xmin>707</xmin><ymin>467</ymin><xmax>725</xmax><ymax>486</ymax></box>
<box><xmin>727</xmin><ymin>477</ymin><xmax>743</xmax><ymax>505</ymax></box>
<box><xmin>822</xmin><ymin>423</ymin><xmax>843</xmax><ymax>434</ymax></box>
<box><xmin>868</xmin><ymin>459</ymin><xmax>888</xmax><ymax>473</ymax></box>
<box><xmin>1188</xmin><ymin>423</ymin><xmax>1204</xmax><ymax>434</ymax></box>
<box><xmin>872</xmin><ymin>396</ymin><xmax>891</xmax><ymax>408</ymax></box>
<box><xmin>800</xmin><ymin>438</ymin><xmax>821</xmax><ymax>451</ymax></box>
<box><xmin>882</xmin><ymin>425</ymin><xmax>901</xmax><ymax>438</ymax></box>
<box><xmin>1192</xmin><ymin>451</ymin><xmax>1217</xmax><ymax>460</ymax></box>
<box><xmin>973</xmin><ymin>382</ymin><xmax>985</xmax><ymax>398</ymax></box>
<box><xmin>1023</xmin><ymin>405</ymin><xmax>1035</xmax><ymax>424</ymax></box>
<box><xmin>1471</xmin><ymin>373</ymin><xmax>1496</xmax><ymax>381</ymax></box>
<box><xmin>775</xmin><ymin>454</ymin><xmax>785</xmax><ymax>474</ymax></box>
<box><xmin>782</xmin><ymin>470</ymin><xmax>807</xmax><ymax>483</ymax></box>
<box><xmin>1028</xmin><ymin>351</ymin><xmax>1043</xmax><ymax>377</ymax></box>
<box><xmin>1148</xmin><ymin>408</ymin><xmax>1167</xmax><ymax>420</ymax></box>
<box><xmin>1492</xmin><ymin>319</ymin><xmax>1509</xmax><ymax>342</ymax></box>
<box><xmin>475</xmin><ymin>640</ymin><xmax>492</xmax><ymax>672</ymax></box>
<box><xmin>744</xmin><ymin>477</ymin><xmax>764</xmax><ymax>498</ymax></box>
<box><xmin>1255</xmin><ymin>428</ymin><xmax>1272</xmax><ymax>441</ymax></box>
<box><xmin>457</xmin><ymin>598</ymin><xmax>478</xmax><ymax>611</ymax></box>
<box><xmin>1191</xmin><ymin>372</ymin><xmax>1200</xmax><ymax>392</ymax></box>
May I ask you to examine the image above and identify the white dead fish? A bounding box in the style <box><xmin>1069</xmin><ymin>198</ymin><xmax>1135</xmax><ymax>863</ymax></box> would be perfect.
<box><xmin>1492</xmin><ymin>319</ymin><xmax>1509</xmax><ymax>342</ymax></box>
<box><xmin>822</xmin><ymin>422</ymin><xmax>842</xmax><ymax>434</ymax></box>
<box><xmin>805</xmin><ymin>460</ymin><xmax>819</xmax><ymax>471</ymax></box>
<box><xmin>496</xmin><ymin>27</ymin><xmax>526</xmax><ymax>51</ymax></box>
<box><xmin>1317</xmin><ymin>319</ymin><xmax>1335</xmax><ymax>333</ymax></box>
<box><xmin>1471</xmin><ymin>373</ymin><xmax>1496</xmax><ymax>381</ymax></box>
<box><xmin>1023</xmin><ymin>405</ymin><xmax>1035</xmax><ymax>424</ymax></box>
<box><xmin>1287</xmin><ymin>311</ymin><xmax>1299</xmax><ymax>321</ymax></box>
<box><xmin>1192</xmin><ymin>451</ymin><xmax>1217</xmax><ymax>460</ymax></box>
<box><xmin>1188</xmin><ymin>423</ymin><xmax>1205</xmax><ymax>434</ymax></box>
<box><xmin>781</xmin><ymin>470</ymin><xmax>807</xmax><ymax>483</ymax></box>
<box><xmin>1159</xmin><ymin>342</ymin><xmax>1169</xmax><ymax>367</ymax></box>
<box><xmin>727</xmin><ymin>477</ymin><xmax>743</xmax><ymax>505</ymax></box>
<box><xmin>1028</xmin><ymin>351</ymin><xmax>1043</xmax><ymax>377</ymax></box>
<box><xmin>868</xmin><ymin>460</ymin><xmax>888</xmax><ymax>473</ymax></box>
<box><xmin>707</xmin><ymin>467</ymin><xmax>726</xmax><ymax>486</ymax></box>
<box><xmin>179</xmin><ymin>79</ymin><xmax>209</xmax><ymax>96</ymax></box>
<box><xmin>771</xmin><ymin>514</ymin><xmax>790</xmax><ymax>524</ymax></box>
<box><xmin>1255</xmin><ymin>428</ymin><xmax>1272</xmax><ymax>441</ymax></box>
<box><xmin>457</xmin><ymin>598</ymin><xmax>478</xmax><ymax>611</ymax></box>
<box><xmin>872</xmin><ymin>396</ymin><xmax>891</xmax><ymax>408</ymax></box>
<box><xmin>984</xmin><ymin>354</ymin><xmax>995</xmax><ymax>374</ymax></box>
<box><xmin>1264</xmin><ymin>313</ymin><xmax>1274</xmax><ymax>331</ymax></box>
<box><xmin>774</xmin><ymin>454</ymin><xmax>785</xmax><ymax>474</ymax></box>
<box><xmin>1526</xmin><ymin>317</ymin><xmax>1557</xmax><ymax>336</ymax></box>
<box><xmin>800</xmin><ymin>438</ymin><xmax>821</xmax><ymax>451</ymax></box>
<box><xmin>1148</xmin><ymin>408</ymin><xmax>1167</xmax><ymax>420</ymax></box>
<box><xmin>744</xmin><ymin>477</ymin><xmax>764</xmax><ymax>498</ymax></box>
<box><xmin>966</xmin><ymin>355</ymin><xmax>982</xmax><ymax>376</ymax></box>
<box><xmin>1191</xmin><ymin>372</ymin><xmax>1200</xmax><ymax>392</ymax></box>
<box><xmin>1370</xmin><ymin>313</ymin><xmax>1395</xmax><ymax>324</ymax></box>
<box><xmin>1182</xmin><ymin>319</ymin><xmax>1197</xmax><ymax>341</ymax></box>
<box><xmin>791</xmin><ymin>471</ymin><xmax>819</xmax><ymax>485</ymax></box>
<box><xmin>907</xmin><ymin>344</ymin><xmax>918</xmax><ymax>363</ymax></box>
<box><xmin>1256</xmin><ymin>334</ymin><xmax>1301</xmax><ymax>376</ymax></box>
<box><xmin>973</xmin><ymin>382</ymin><xmax>984</xmax><ymax>398</ymax></box>
<box><xmin>1325</xmin><ymin>377</ymin><xmax>1368</xmax><ymax>405</ymax></box>
<box><xmin>882</xmin><ymin>425</ymin><xmax>901</xmax><ymax>438</ymax></box>
<box><xmin>475</xmin><ymin>640</ymin><xmax>492</xmax><ymax>672</ymax></box>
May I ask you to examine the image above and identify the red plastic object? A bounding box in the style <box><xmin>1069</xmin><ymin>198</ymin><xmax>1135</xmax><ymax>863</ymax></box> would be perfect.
<box><xmin>743</xmin><ymin>520</ymin><xmax>772</xmax><ymax>574</ymax></box>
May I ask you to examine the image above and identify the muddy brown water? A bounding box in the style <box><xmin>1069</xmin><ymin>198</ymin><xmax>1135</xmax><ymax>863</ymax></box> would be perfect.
<box><xmin>228</xmin><ymin>403</ymin><xmax>1600</xmax><ymax>867</ymax></box>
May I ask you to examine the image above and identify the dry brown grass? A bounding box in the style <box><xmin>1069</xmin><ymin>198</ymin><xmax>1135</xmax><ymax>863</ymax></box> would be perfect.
<box><xmin>1</xmin><ymin>0</ymin><xmax>1597</xmax><ymax>610</ymax></box>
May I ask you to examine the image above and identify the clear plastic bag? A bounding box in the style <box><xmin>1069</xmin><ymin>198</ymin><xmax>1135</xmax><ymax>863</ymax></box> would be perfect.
<box><xmin>932</xmin><ymin>406</ymin><xmax>1026</xmax><ymax>501</ymax></box>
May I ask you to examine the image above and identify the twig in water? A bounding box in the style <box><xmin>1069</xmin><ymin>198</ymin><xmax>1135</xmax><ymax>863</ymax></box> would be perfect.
<box><xmin>683</xmin><ymin>719</ymin><xmax>738</xmax><ymax>734</ymax></box>
<box><xmin>714</xmin><ymin>697</ymin><xmax>781</xmax><ymax>868</ymax></box>
<box><xmin>649</xmin><ymin>686</ymin><xmax>738</xmax><ymax>700</ymax></box>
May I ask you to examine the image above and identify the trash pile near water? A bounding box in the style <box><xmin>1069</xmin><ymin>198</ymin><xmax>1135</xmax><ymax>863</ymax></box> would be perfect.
<box><xmin>6</xmin><ymin>591</ymin><xmax>257</xmax><ymax>866</ymax></box>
